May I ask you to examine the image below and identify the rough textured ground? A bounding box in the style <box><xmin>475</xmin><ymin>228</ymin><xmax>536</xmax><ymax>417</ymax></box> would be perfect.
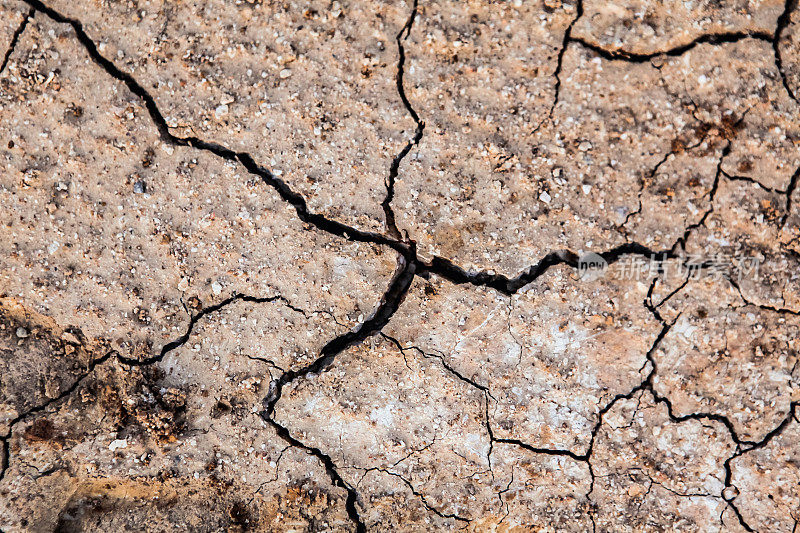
<box><xmin>0</xmin><ymin>0</ymin><xmax>798</xmax><ymax>531</ymax></box>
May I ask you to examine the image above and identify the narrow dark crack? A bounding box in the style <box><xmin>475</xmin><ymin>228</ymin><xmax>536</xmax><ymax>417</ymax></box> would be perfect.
<box><xmin>21</xmin><ymin>0</ymin><xmax>755</xmax><ymax>306</ymax></box>
<box><xmin>21</xmin><ymin>0</ymin><xmax>410</xmax><ymax>257</ymax></box>
<box><xmin>382</xmin><ymin>330</ymin><xmax>594</xmax><ymax>501</ymax></box>
<box><xmin>380</xmin><ymin>333</ymin><xmax>492</xmax><ymax>397</ymax></box>
<box><xmin>722</xmin><ymin>170</ymin><xmax>783</xmax><ymax>193</ymax></box>
<box><xmin>774</xmin><ymin>0</ymin><xmax>799</xmax><ymax>103</ymax></box>
<box><xmin>0</xmin><ymin>292</ymin><xmax>308</xmax><ymax>484</ymax></box>
<box><xmin>547</xmin><ymin>0</ymin><xmax>781</xmax><ymax>123</ymax></box>
<box><xmin>489</xmin><ymin>430</ymin><xmax>587</xmax><ymax>463</ymax></box>
<box><xmin>641</xmin><ymin>276</ymin><xmax>800</xmax><ymax>532</ymax></box>
<box><xmin>721</xmin><ymin>402</ymin><xmax>800</xmax><ymax>532</ymax></box>
<box><xmin>116</xmin><ymin>293</ymin><xmax>293</xmax><ymax>367</ymax></box>
<box><xmin>623</xmin><ymin>132</ymin><xmax>713</xmax><ymax>233</ymax></box>
<box><xmin>9</xmin><ymin>3</ymin><xmax>800</xmax><ymax>530</ymax></box>
<box><xmin>382</xmin><ymin>0</ymin><xmax>424</xmax><ymax>240</ymax></box>
<box><xmin>669</xmin><ymin>141</ymin><xmax>731</xmax><ymax>255</ymax></box>
<box><xmin>423</xmin><ymin>243</ymin><xmax>672</xmax><ymax>295</ymax></box>
<box><xmin>258</xmin><ymin>254</ymin><xmax>416</xmax><ymax>533</ymax></box>
<box><xmin>0</xmin><ymin>6</ymin><xmax>34</xmax><ymax>75</ymax></box>
<box><xmin>574</xmin><ymin>273</ymin><xmax>774</xmax><ymax>527</ymax></box>
<box><xmin>549</xmin><ymin>0</ymin><xmax>585</xmax><ymax>118</ymax></box>
<box><xmin>378</xmin><ymin>468</ymin><xmax>471</xmax><ymax>524</ymax></box>
<box><xmin>722</xmin><ymin>159</ymin><xmax>800</xmax><ymax>231</ymax></box>
<box><xmin>379</xmin><ymin>256</ymin><xmax>775</xmax><ymax>529</ymax></box>
<box><xmin>261</xmin><ymin>416</ymin><xmax>367</xmax><ymax>532</ymax></box>
<box><xmin>720</xmin><ymin>162</ymin><xmax>800</xmax><ymax>284</ymax></box>
<box><xmin>0</xmin><ymin>349</ymin><xmax>116</xmax><ymax>482</ymax></box>
<box><xmin>728</xmin><ymin>277</ymin><xmax>800</xmax><ymax>316</ymax></box>
<box><xmin>640</xmin><ymin>279</ymin><xmax>763</xmax><ymax>451</ymax></box>
<box><xmin>782</xmin><ymin>164</ymin><xmax>800</xmax><ymax>227</ymax></box>
<box><xmin>572</xmin><ymin>30</ymin><xmax>773</xmax><ymax>63</ymax></box>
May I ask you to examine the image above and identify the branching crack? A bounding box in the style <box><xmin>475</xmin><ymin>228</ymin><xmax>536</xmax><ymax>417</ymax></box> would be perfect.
<box><xmin>256</xmin><ymin>254</ymin><xmax>416</xmax><ymax>532</ymax></box>
<box><xmin>117</xmin><ymin>293</ymin><xmax>295</xmax><ymax>366</ymax></box>
<box><xmin>548</xmin><ymin>0</ymin><xmax>799</xmax><ymax>124</ymax></box>
<box><xmin>20</xmin><ymin>0</ymin><xmax>410</xmax><ymax>257</ymax></box>
<box><xmin>20</xmin><ymin>0</ymin><xmax>768</xmax><ymax>309</ymax></box>
<box><xmin>377</xmin><ymin>468</ymin><xmax>471</xmax><ymax>524</ymax></box>
<box><xmin>382</xmin><ymin>0</ymin><xmax>424</xmax><ymax>240</ymax></box>
<box><xmin>622</xmin><ymin>132</ymin><xmax>713</xmax><ymax>233</ymax></box>
<box><xmin>549</xmin><ymin>0</ymin><xmax>585</xmax><ymax>118</ymax></box>
<box><xmin>7</xmin><ymin>1</ymin><xmax>800</xmax><ymax>530</ymax></box>
<box><xmin>0</xmin><ymin>292</ymin><xmax>314</xmax><ymax>484</ymax></box>
<box><xmin>0</xmin><ymin>349</ymin><xmax>115</xmax><ymax>482</ymax></box>
<box><xmin>668</xmin><ymin>141</ymin><xmax>731</xmax><ymax>255</ymax></box>
<box><xmin>642</xmin><ymin>276</ymin><xmax>800</xmax><ymax>531</ymax></box>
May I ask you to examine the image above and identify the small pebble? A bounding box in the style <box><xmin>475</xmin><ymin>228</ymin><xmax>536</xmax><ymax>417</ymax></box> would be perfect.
<box><xmin>279</xmin><ymin>69</ymin><xmax>292</xmax><ymax>79</ymax></box>
<box><xmin>109</xmin><ymin>439</ymin><xmax>127</xmax><ymax>451</ymax></box>
<box><xmin>215</xmin><ymin>104</ymin><xmax>229</xmax><ymax>118</ymax></box>
<box><xmin>133</xmin><ymin>180</ymin><xmax>146</xmax><ymax>194</ymax></box>
<box><xmin>539</xmin><ymin>191</ymin><xmax>552</xmax><ymax>204</ymax></box>
<box><xmin>15</xmin><ymin>327</ymin><xmax>29</xmax><ymax>338</ymax></box>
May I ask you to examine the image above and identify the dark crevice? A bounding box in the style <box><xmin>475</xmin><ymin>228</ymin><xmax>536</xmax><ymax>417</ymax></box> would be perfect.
<box><xmin>774</xmin><ymin>0</ymin><xmax>800</xmax><ymax>103</ymax></box>
<box><xmin>10</xmin><ymin>3</ymin><xmax>800</xmax><ymax>530</ymax></box>
<box><xmin>380</xmin><ymin>333</ymin><xmax>492</xmax><ymax>397</ymax></box>
<box><xmin>116</xmin><ymin>293</ymin><xmax>290</xmax><ymax>366</ymax></box>
<box><xmin>423</xmin><ymin>243</ymin><xmax>674</xmax><ymax>295</ymax></box>
<box><xmin>583</xmin><ymin>319</ymin><xmax>674</xmax><ymax>462</ymax></box>
<box><xmin>722</xmin><ymin>160</ymin><xmax>800</xmax><ymax>231</ymax></box>
<box><xmin>549</xmin><ymin>0</ymin><xmax>584</xmax><ymax>118</ymax></box>
<box><xmin>782</xmin><ymin>164</ymin><xmax>800</xmax><ymax>227</ymax></box>
<box><xmin>379</xmin><ymin>263</ymin><xmax>769</xmax><ymax>523</ymax></box>
<box><xmin>383</xmin><ymin>332</ymin><xmax>592</xmax><ymax>485</ymax></box>
<box><xmin>262</xmin><ymin>416</ymin><xmax>367</xmax><ymax>532</ymax></box>
<box><xmin>20</xmin><ymin>0</ymin><xmax>749</xmax><ymax>306</ymax></box>
<box><xmin>728</xmin><ymin>277</ymin><xmax>800</xmax><ymax>316</ymax></box>
<box><xmin>383</xmin><ymin>0</ymin><xmax>424</xmax><ymax>240</ymax></box>
<box><xmin>641</xmin><ymin>277</ymin><xmax>764</xmax><ymax>449</ymax></box>
<box><xmin>258</xmin><ymin>254</ymin><xmax>416</xmax><ymax>533</ymax></box>
<box><xmin>722</xmin><ymin>170</ymin><xmax>783</xmax><ymax>193</ymax></box>
<box><xmin>263</xmin><ymin>254</ymin><xmax>415</xmax><ymax>395</ymax></box>
<box><xmin>577</xmin><ymin>273</ymin><xmax>776</xmax><ymax>527</ymax></box>
<box><xmin>22</xmin><ymin>0</ymin><xmax>411</xmax><ymax>258</ymax></box>
<box><xmin>490</xmin><ymin>432</ymin><xmax>587</xmax><ymax>463</ymax></box>
<box><xmin>721</xmin><ymin>156</ymin><xmax>800</xmax><ymax>257</ymax></box>
<box><xmin>548</xmin><ymin>0</ymin><xmax>778</xmax><ymax>124</ymax></box>
<box><xmin>0</xmin><ymin>349</ymin><xmax>116</xmax><ymax>482</ymax></box>
<box><xmin>721</xmin><ymin>402</ymin><xmax>800</xmax><ymax>532</ymax></box>
<box><xmin>648</xmin><ymin>386</ymin><xmax>757</xmax><ymax>448</ymax></box>
<box><xmin>19</xmin><ymin>0</ymin><xmax>800</xmax><ymax>305</ymax></box>
<box><xmin>642</xmin><ymin>277</ymin><xmax>800</xmax><ymax>532</ymax></box>
<box><xmin>1</xmin><ymin>292</ymin><xmax>306</xmax><ymax>482</ymax></box>
<box><xmin>572</xmin><ymin>30</ymin><xmax>773</xmax><ymax>63</ymax></box>
<box><xmin>0</xmin><ymin>6</ymin><xmax>34</xmax><ymax>75</ymax></box>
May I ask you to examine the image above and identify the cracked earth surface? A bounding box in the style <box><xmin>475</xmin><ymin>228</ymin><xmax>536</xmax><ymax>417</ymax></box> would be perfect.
<box><xmin>0</xmin><ymin>0</ymin><xmax>799</xmax><ymax>531</ymax></box>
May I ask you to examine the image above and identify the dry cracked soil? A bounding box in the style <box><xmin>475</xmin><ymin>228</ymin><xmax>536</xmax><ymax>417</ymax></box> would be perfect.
<box><xmin>0</xmin><ymin>0</ymin><xmax>799</xmax><ymax>531</ymax></box>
